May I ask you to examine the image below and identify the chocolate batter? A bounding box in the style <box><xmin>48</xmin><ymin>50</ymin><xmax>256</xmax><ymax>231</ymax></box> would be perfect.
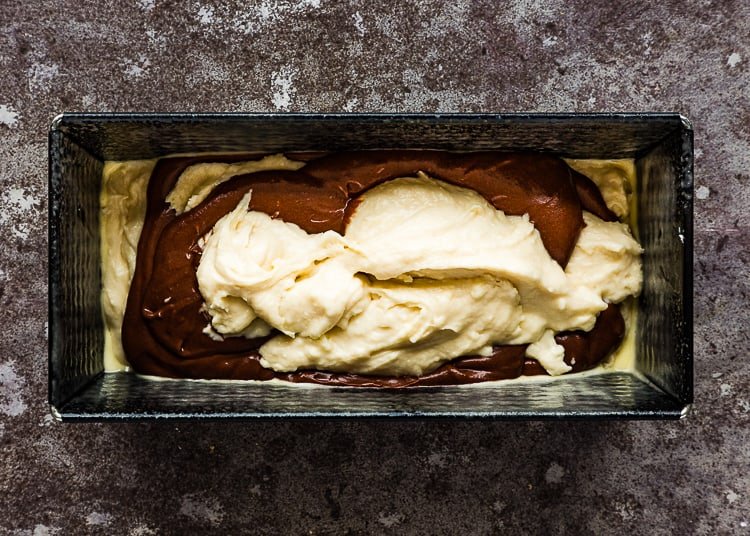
<box><xmin>122</xmin><ymin>151</ymin><xmax>624</xmax><ymax>386</ymax></box>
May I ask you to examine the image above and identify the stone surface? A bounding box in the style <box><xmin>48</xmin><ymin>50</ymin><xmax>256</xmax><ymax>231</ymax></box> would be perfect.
<box><xmin>1</xmin><ymin>0</ymin><xmax>748</xmax><ymax>534</ymax></box>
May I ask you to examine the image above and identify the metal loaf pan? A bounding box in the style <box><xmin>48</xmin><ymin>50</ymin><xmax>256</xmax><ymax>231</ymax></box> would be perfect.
<box><xmin>48</xmin><ymin>113</ymin><xmax>693</xmax><ymax>420</ymax></box>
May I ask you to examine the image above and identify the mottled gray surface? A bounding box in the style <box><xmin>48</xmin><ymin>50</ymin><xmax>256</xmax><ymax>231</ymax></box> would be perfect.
<box><xmin>0</xmin><ymin>0</ymin><xmax>748</xmax><ymax>534</ymax></box>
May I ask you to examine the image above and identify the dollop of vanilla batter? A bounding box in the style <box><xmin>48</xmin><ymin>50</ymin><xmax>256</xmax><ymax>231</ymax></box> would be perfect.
<box><xmin>196</xmin><ymin>174</ymin><xmax>642</xmax><ymax>377</ymax></box>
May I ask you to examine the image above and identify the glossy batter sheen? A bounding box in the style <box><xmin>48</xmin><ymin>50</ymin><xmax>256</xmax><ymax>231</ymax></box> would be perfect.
<box><xmin>120</xmin><ymin>151</ymin><xmax>633</xmax><ymax>386</ymax></box>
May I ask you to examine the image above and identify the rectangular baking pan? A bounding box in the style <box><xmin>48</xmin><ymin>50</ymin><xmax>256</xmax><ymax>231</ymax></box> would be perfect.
<box><xmin>48</xmin><ymin>113</ymin><xmax>693</xmax><ymax>420</ymax></box>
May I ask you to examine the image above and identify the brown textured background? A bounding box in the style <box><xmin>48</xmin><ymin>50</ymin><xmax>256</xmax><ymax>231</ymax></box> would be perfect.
<box><xmin>0</xmin><ymin>0</ymin><xmax>748</xmax><ymax>534</ymax></box>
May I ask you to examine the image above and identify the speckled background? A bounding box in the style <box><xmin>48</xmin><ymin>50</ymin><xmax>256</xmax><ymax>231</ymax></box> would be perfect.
<box><xmin>0</xmin><ymin>0</ymin><xmax>748</xmax><ymax>534</ymax></box>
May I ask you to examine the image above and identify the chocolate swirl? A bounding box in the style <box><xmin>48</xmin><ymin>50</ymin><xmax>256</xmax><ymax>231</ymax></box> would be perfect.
<box><xmin>122</xmin><ymin>151</ymin><xmax>624</xmax><ymax>386</ymax></box>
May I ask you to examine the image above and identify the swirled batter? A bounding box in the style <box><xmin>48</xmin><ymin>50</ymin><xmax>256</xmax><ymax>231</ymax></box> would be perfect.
<box><xmin>101</xmin><ymin>151</ymin><xmax>641</xmax><ymax>387</ymax></box>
